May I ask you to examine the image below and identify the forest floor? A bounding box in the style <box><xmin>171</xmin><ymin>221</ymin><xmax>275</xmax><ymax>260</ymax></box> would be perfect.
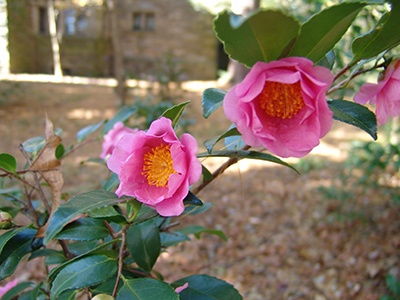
<box><xmin>0</xmin><ymin>78</ymin><xmax>399</xmax><ymax>300</ymax></box>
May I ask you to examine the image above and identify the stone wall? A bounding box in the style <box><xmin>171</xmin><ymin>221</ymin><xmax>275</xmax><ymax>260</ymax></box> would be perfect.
<box><xmin>7</xmin><ymin>0</ymin><xmax>217</xmax><ymax>80</ymax></box>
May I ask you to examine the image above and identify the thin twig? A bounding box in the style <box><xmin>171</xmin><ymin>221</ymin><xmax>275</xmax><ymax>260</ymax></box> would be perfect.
<box><xmin>59</xmin><ymin>240</ymin><xmax>72</xmax><ymax>260</ymax></box>
<box><xmin>0</xmin><ymin>167</ymin><xmax>38</xmax><ymax>190</ymax></box>
<box><xmin>191</xmin><ymin>145</ymin><xmax>251</xmax><ymax>195</ymax></box>
<box><xmin>60</xmin><ymin>137</ymin><xmax>98</xmax><ymax>160</ymax></box>
<box><xmin>112</xmin><ymin>226</ymin><xmax>128</xmax><ymax>297</ymax></box>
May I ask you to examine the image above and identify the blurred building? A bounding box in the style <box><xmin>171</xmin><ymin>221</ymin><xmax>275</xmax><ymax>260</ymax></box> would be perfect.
<box><xmin>6</xmin><ymin>0</ymin><xmax>218</xmax><ymax>80</ymax></box>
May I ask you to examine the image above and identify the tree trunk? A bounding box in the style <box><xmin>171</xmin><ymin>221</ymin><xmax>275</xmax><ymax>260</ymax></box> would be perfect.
<box><xmin>227</xmin><ymin>0</ymin><xmax>260</xmax><ymax>84</ymax></box>
<box><xmin>47</xmin><ymin>0</ymin><xmax>62</xmax><ymax>78</ymax></box>
<box><xmin>106</xmin><ymin>0</ymin><xmax>125</xmax><ymax>106</ymax></box>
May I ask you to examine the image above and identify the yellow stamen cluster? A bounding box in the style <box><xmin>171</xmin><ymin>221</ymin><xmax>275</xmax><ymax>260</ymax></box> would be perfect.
<box><xmin>142</xmin><ymin>144</ymin><xmax>176</xmax><ymax>187</ymax></box>
<box><xmin>257</xmin><ymin>81</ymin><xmax>304</xmax><ymax>119</ymax></box>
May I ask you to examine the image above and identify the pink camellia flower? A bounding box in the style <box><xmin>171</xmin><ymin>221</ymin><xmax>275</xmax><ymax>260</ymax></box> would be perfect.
<box><xmin>107</xmin><ymin>117</ymin><xmax>202</xmax><ymax>217</ymax></box>
<box><xmin>100</xmin><ymin>122</ymin><xmax>139</xmax><ymax>159</ymax></box>
<box><xmin>223</xmin><ymin>57</ymin><xmax>334</xmax><ymax>158</ymax></box>
<box><xmin>0</xmin><ymin>279</ymin><xmax>18</xmax><ymax>298</ymax></box>
<box><xmin>354</xmin><ymin>58</ymin><xmax>400</xmax><ymax>125</ymax></box>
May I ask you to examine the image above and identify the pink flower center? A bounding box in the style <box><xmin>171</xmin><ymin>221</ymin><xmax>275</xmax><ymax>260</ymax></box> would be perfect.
<box><xmin>142</xmin><ymin>144</ymin><xmax>176</xmax><ymax>187</ymax></box>
<box><xmin>257</xmin><ymin>81</ymin><xmax>304</xmax><ymax>119</ymax></box>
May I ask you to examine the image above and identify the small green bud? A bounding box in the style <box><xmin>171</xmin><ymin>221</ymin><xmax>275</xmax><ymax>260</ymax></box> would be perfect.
<box><xmin>0</xmin><ymin>211</ymin><xmax>12</xmax><ymax>229</ymax></box>
<box><xmin>91</xmin><ymin>294</ymin><xmax>115</xmax><ymax>300</ymax></box>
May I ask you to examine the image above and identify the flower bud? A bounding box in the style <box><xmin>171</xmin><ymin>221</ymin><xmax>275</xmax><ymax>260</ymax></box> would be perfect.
<box><xmin>91</xmin><ymin>294</ymin><xmax>115</xmax><ymax>300</ymax></box>
<box><xmin>0</xmin><ymin>211</ymin><xmax>12</xmax><ymax>229</ymax></box>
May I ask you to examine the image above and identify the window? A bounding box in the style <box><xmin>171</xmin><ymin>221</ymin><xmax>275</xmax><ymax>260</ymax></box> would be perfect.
<box><xmin>39</xmin><ymin>6</ymin><xmax>48</xmax><ymax>34</ymax></box>
<box><xmin>65</xmin><ymin>9</ymin><xmax>76</xmax><ymax>35</ymax></box>
<box><xmin>132</xmin><ymin>12</ymin><xmax>155</xmax><ymax>31</ymax></box>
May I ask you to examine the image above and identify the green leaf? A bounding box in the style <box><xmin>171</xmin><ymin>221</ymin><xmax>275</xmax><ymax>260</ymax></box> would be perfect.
<box><xmin>130</xmin><ymin>205</ymin><xmax>159</xmax><ymax>226</ymax></box>
<box><xmin>201</xmin><ymin>165</ymin><xmax>213</xmax><ymax>181</ymax></box>
<box><xmin>0</xmin><ymin>187</ymin><xmax>22</xmax><ymax>195</ymax></box>
<box><xmin>171</xmin><ymin>274</ymin><xmax>243</xmax><ymax>300</ymax></box>
<box><xmin>55</xmin><ymin>290</ymin><xmax>78</xmax><ymax>300</ymax></box>
<box><xmin>0</xmin><ymin>153</ymin><xmax>17</xmax><ymax>174</ymax></box>
<box><xmin>29</xmin><ymin>249</ymin><xmax>65</xmax><ymax>261</ymax></box>
<box><xmin>0</xmin><ymin>225</ymin><xmax>31</xmax><ymax>254</ymax></box>
<box><xmin>22</xmin><ymin>128</ymin><xmax>62</xmax><ymax>153</ymax></box>
<box><xmin>202</xmin><ymin>88</ymin><xmax>227</xmax><ymax>118</ymax></box>
<box><xmin>160</xmin><ymin>101</ymin><xmax>190</xmax><ymax>128</ymax></box>
<box><xmin>117</xmin><ymin>278</ymin><xmax>178</xmax><ymax>300</ymax></box>
<box><xmin>183</xmin><ymin>202</ymin><xmax>214</xmax><ymax>216</ymax></box>
<box><xmin>197</xmin><ymin>150</ymin><xmax>299</xmax><ymax>174</ymax></box>
<box><xmin>88</xmin><ymin>205</ymin><xmax>127</xmax><ymax>225</ymax></box>
<box><xmin>1</xmin><ymin>282</ymin><xmax>35</xmax><ymax>300</ymax></box>
<box><xmin>386</xmin><ymin>274</ymin><xmax>400</xmax><ymax>296</ymax></box>
<box><xmin>50</xmin><ymin>254</ymin><xmax>118</xmax><ymax>300</ymax></box>
<box><xmin>54</xmin><ymin>218</ymin><xmax>110</xmax><ymax>241</ymax></box>
<box><xmin>55</xmin><ymin>144</ymin><xmax>65</xmax><ymax>159</ymax></box>
<box><xmin>328</xmin><ymin>99</ymin><xmax>377</xmax><ymax>140</ymax></box>
<box><xmin>47</xmin><ymin>239</ymin><xmax>117</xmax><ymax>282</ymax></box>
<box><xmin>44</xmin><ymin>190</ymin><xmax>124</xmax><ymax>244</ymax></box>
<box><xmin>77</xmin><ymin>120</ymin><xmax>105</xmax><ymax>143</ymax></box>
<box><xmin>126</xmin><ymin>219</ymin><xmax>161</xmax><ymax>272</ymax></box>
<box><xmin>379</xmin><ymin>296</ymin><xmax>396</xmax><ymax>300</ymax></box>
<box><xmin>178</xmin><ymin>225</ymin><xmax>227</xmax><ymax>241</ymax></box>
<box><xmin>102</xmin><ymin>172</ymin><xmax>120</xmax><ymax>192</ymax></box>
<box><xmin>351</xmin><ymin>2</ymin><xmax>400</xmax><ymax>64</ymax></box>
<box><xmin>288</xmin><ymin>2</ymin><xmax>366</xmax><ymax>62</ymax></box>
<box><xmin>102</xmin><ymin>107</ymin><xmax>137</xmax><ymax>136</ymax></box>
<box><xmin>214</xmin><ymin>10</ymin><xmax>300</xmax><ymax>67</ymax></box>
<box><xmin>204</xmin><ymin>127</ymin><xmax>241</xmax><ymax>154</ymax></box>
<box><xmin>182</xmin><ymin>191</ymin><xmax>203</xmax><ymax>207</ymax></box>
<box><xmin>0</xmin><ymin>228</ymin><xmax>38</xmax><ymax>280</ymax></box>
<box><xmin>160</xmin><ymin>232</ymin><xmax>190</xmax><ymax>248</ymax></box>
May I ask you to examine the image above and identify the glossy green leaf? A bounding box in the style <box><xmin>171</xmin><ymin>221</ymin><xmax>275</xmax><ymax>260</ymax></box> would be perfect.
<box><xmin>201</xmin><ymin>164</ymin><xmax>213</xmax><ymax>181</ymax></box>
<box><xmin>54</xmin><ymin>218</ymin><xmax>110</xmax><ymax>241</ymax></box>
<box><xmin>126</xmin><ymin>219</ymin><xmax>161</xmax><ymax>272</ymax></box>
<box><xmin>178</xmin><ymin>225</ymin><xmax>227</xmax><ymax>241</ymax></box>
<box><xmin>50</xmin><ymin>255</ymin><xmax>118</xmax><ymax>300</ymax></box>
<box><xmin>171</xmin><ymin>274</ymin><xmax>243</xmax><ymax>300</ymax></box>
<box><xmin>204</xmin><ymin>127</ymin><xmax>241</xmax><ymax>154</ymax></box>
<box><xmin>0</xmin><ymin>153</ymin><xmax>17</xmax><ymax>174</ymax></box>
<box><xmin>88</xmin><ymin>205</ymin><xmax>127</xmax><ymax>225</ymax></box>
<box><xmin>289</xmin><ymin>2</ymin><xmax>365</xmax><ymax>62</ymax></box>
<box><xmin>351</xmin><ymin>2</ymin><xmax>400</xmax><ymax>64</ymax></box>
<box><xmin>214</xmin><ymin>10</ymin><xmax>300</xmax><ymax>67</ymax></box>
<box><xmin>182</xmin><ymin>191</ymin><xmax>203</xmax><ymax>207</ymax></box>
<box><xmin>160</xmin><ymin>232</ymin><xmax>190</xmax><ymax>248</ymax></box>
<box><xmin>117</xmin><ymin>278</ymin><xmax>178</xmax><ymax>300</ymax></box>
<box><xmin>386</xmin><ymin>274</ymin><xmax>400</xmax><ymax>296</ymax></box>
<box><xmin>202</xmin><ymin>88</ymin><xmax>227</xmax><ymax>118</ymax></box>
<box><xmin>102</xmin><ymin>107</ymin><xmax>137</xmax><ymax>136</ymax></box>
<box><xmin>44</xmin><ymin>190</ymin><xmax>124</xmax><ymax>244</ymax></box>
<box><xmin>317</xmin><ymin>50</ymin><xmax>335</xmax><ymax>69</ymax></box>
<box><xmin>77</xmin><ymin>120</ymin><xmax>105</xmax><ymax>143</ymax></box>
<box><xmin>328</xmin><ymin>99</ymin><xmax>377</xmax><ymax>140</ymax></box>
<box><xmin>379</xmin><ymin>296</ymin><xmax>396</xmax><ymax>300</ymax></box>
<box><xmin>0</xmin><ymin>228</ymin><xmax>38</xmax><ymax>280</ymax></box>
<box><xmin>29</xmin><ymin>249</ymin><xmax>65</xmax><ymax>261</ymax></box>
<box><xmin>48</xmin><ymin>239</ymin><xmax>117</xmax><ymax>282</ymax></box>
<box><xmin>130</xmin><ymin>205</ymin><xmax>159</xmax><ymax>226</ymax></box>
<box><xmin>67</xmin><ymin>240</ymin><xmax>99</xmax><ymax>256</ymax></box>
<box><xmin>102</xmin><ymin>172</ymin><xmax>120</xmax><ymax>192</ymax></box>
<box><xmin>224</xmin><ymin>124</ymin><xmax>245</xmax><ymax>151</ymax></box>
<box><xmin>197</xmin><ymin>150</ymin><xmax>299</xmax><ymax>174</ymax></box>
<box><xmin>22</xmin><ymin>128</ymin><xmax>62</xmax><ymax>153</ymax></box>
<box><xmin>161</xmin><ymin>101</ymin><xmax>190</xmax><ymax>128</ymax></box>
<box><xmin>0</xmin><ymin>225</ymin><xmax>31</xmax><ymax>253</ymax></box>
<box><xmin>55</xmin><ymin>289</ymin><xmax>78</xmax><ymax>300</ymax></box>
<box><xmin>1</xmin><ymin>282</ymin><xmax>35</xmax><ymax>300</ymax></box>
<box><xmin>184</xmin><ymin>202</ymin><xmax>214</xmax><ymax>216</ymax></box>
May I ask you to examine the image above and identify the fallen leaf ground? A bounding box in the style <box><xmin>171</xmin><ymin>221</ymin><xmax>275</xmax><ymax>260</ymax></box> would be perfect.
<box><xmin>0</xmin><ymin>79</ymin><xmax>399</xmax><ymax>300</ymax></box>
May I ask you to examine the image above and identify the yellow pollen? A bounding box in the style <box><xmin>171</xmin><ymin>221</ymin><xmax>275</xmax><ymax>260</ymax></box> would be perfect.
<box><xmin>257</xmin><ymin>81</ymin><xmax>305</xmax><ymax>119</ymax></box>
<box><xmin>142</xmin><ymin>144</ymin><xmax>176</xmax><ymax>187</ymax></box>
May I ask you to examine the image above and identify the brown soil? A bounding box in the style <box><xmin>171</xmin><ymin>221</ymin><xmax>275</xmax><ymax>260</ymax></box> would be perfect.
<box><xmin>0</xmin><ymin>79</ymin><xmax>399</xmax><ymax>300</ymax></box>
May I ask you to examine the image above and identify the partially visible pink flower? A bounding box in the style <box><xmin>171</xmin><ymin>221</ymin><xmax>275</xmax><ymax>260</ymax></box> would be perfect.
<box><xmin>107</xmin><ymin>117</ymin><xmax>202</xmax><ymax>217</ymax></box>
<box><xmin>174</xmin><ymin>282</ymin><xmax>189</xmax><ymax>293</ymax></box>
<box><xmin>0</xmin><ymin>279</ymin><xmax>18</xmax><ymax>297</ymax></box>
<box><xmin>354</xmin><ymin>59</ymin><xmax>400</xmax><ymax>125</ymax></box>
<box><xmin>223</xmin><ymin>57</ymin><xmax>334</xmax><ymax>158</ymax></box>
<box><xmin>100</xmin><ymin>122</ymin><xmax>138</xmax><ymax>159</ymax></box>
